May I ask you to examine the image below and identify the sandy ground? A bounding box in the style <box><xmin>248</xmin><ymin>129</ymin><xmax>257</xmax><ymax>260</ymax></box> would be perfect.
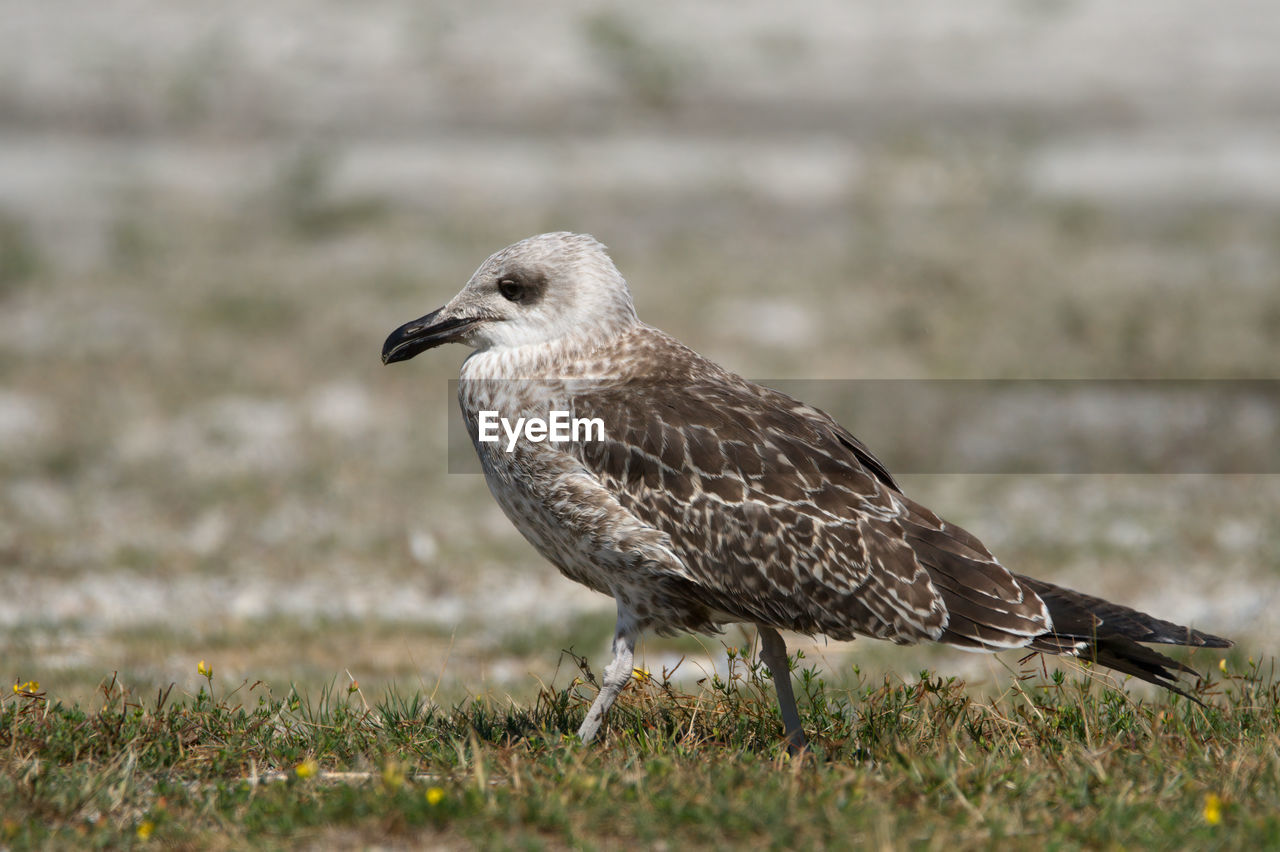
<box><xmin>1</xmin><ymin>0</ymin><xmax>1278</xmax><ymax>705</ymax></box>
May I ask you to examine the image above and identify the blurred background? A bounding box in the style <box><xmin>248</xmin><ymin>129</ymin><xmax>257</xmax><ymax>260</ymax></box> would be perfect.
<box><xmin>2</xmin><ymin>0</ymin><xmax>1278</xmax><ymax>707</ymax></box>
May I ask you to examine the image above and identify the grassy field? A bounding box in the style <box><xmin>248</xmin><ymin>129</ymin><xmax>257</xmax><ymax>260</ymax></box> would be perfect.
<box><xmin>3</xmin><ymin>650</ymin><xmax>1276</xmax><ymax>849</ymax></box>
<box><xmin>3</xmin><ymin>2</ymin><xmax>1279</xmax><ymax>848</ymax></box>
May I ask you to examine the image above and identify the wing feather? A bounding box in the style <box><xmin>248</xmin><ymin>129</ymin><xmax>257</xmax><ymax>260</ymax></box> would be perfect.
<box><xmin>566</xmin><ymin>369</ymin><xmax>1048</xmax><ymax>647</ymax></box>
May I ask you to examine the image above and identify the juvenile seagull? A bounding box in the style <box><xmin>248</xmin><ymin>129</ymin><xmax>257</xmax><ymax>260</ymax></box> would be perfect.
<box><xmin>382</xmin><ymin>232</ymin><xmax>1231</xmax><ymax>751</ymax></box>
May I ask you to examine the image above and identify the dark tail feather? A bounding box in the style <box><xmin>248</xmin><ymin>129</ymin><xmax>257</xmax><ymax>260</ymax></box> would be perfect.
<box><xmin>1016</xmin><ymin>573</ymin><xmax>1232</xmax><ymax>704</ymax></box>
<box><xmin>1018</xmin><ymin>574</ymin><xmax>1232</xmax><ymax>648</ymax></box>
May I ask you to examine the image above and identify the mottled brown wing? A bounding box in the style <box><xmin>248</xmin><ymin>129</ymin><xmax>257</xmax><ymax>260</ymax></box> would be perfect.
<box><xmin>894</xmin><ymin>500</ymin><xmax>1050</xmax><ymax>649</ymax></box>
<box><xmin>569</xmin><ymin>376</ymin><xmax>1050</xmax><ymax>648</ymax></box>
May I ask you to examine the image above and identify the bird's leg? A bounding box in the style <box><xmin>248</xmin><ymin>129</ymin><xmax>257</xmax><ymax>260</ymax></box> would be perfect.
<box><xmin>577</xmin><ymin>615</ymin><xmax>638</xmax><ymax>744</ymax></box>
<box><xmin>757</xmin><ymin>625</ymin><xmax>808</xmax><ymax>755</ymax></box>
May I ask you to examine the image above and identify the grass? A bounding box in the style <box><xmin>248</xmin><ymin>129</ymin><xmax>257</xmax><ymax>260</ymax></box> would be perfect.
<box><xmin>4</xmin><ymin>650</ymin><xmax>1277</xmax><ymax>849</ymax></box>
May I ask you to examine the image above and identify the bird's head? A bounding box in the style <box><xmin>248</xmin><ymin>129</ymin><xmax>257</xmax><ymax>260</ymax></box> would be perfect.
<box><xmin>381</xmin><ymin>232</ymin><xmax>639</xmax><ymax>364</ymax></box>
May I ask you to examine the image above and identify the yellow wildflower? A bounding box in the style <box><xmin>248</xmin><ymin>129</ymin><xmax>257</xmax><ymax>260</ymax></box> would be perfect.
<box><xmin>381</xmin><ymin>760</ymin><xmax>406</xmax><ymax>792</ymax></box>
<box><xmin>136</xmin><ymin>821</ymin><xmax>154</xmax><ymax>841</ymax></box>
<box><xmin>197</xmin><ymin>660</ymin><xmax>212</xmax><ymax>678</ymax></box>
<box><xmin>425</xmin><ymin>787</ymin><xmax>445</xmax><ymax>806</ymax></box>
<box><xmin>295</xmin><ymin>759</ymin><xmax>319</xmax><ymax>780</ymax></box>
<box><xmin>1204</xmin><ymin>793</ymin><xmax>1223</xmax><ymax>826</ymax></box>
<box><xmin>632</xmin><ymin>667</ymin><xmax>651</xmax><ymax>683</ymax></box>
<box><xmin>13</xmin><ymin>680</ymin><xmax>39</xmax><ymax>694</ymax></box>
<box><xmin>1219</xmin><ymin>658</ymin><xmax>1227</xmax><ymax>673</ymax></box>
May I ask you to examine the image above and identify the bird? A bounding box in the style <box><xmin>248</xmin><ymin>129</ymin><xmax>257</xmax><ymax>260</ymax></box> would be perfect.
<box><xmin>382</xmin><ymin>231</ymin><xmax>1231</xmax><ymax>752</ymax></box>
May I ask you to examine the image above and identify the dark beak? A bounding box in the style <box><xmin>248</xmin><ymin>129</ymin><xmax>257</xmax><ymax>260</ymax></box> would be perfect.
<box><xmin>381</xmin><ymin>307</ymin><xmax>480</xmax><ymax>364</ymax></box>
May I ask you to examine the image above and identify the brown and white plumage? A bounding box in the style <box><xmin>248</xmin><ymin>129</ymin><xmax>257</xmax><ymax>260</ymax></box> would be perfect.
<box><xmin>382</xmin><ymin>232</ymin><xmax>1231</xmax><ymax>751</ymax></box>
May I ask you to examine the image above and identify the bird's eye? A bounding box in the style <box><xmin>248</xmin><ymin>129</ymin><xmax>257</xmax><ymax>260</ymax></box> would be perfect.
<box><xmin>498</xmin><ymin>278</ymin><xmax>522</xmax><ymax>302</ymax></box>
